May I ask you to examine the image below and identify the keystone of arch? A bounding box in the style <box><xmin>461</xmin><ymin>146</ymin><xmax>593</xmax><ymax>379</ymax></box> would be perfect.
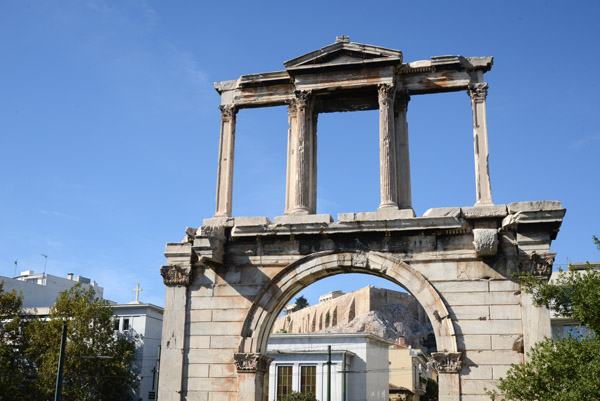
<box><xmin>239</xmin><ymin>251</ymin><xmax>458</xmax><ymax>355</ymax></box>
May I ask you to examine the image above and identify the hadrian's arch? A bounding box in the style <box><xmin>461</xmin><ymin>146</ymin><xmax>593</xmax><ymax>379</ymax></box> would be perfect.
<box><xmin>158</xmin><ymin>38</ymin><xmax>565</xmax><ymax>401</ymax></box>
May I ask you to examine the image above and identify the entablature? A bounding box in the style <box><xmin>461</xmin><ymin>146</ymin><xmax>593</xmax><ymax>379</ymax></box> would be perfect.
<box><xmin>213</xmin><ymin>39</ymin><xmax>493</xmax><ymax>110</ymax></box>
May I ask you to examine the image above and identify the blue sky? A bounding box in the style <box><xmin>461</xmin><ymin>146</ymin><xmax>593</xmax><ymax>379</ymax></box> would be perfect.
<box><xmin>1</xmin><ymin>0</ymin><xmax>598</xmax><ymax>307</ymax></box>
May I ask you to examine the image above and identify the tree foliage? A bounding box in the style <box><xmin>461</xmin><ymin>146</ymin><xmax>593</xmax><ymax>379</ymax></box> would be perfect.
<box><xmin>492</xmin><ymin>335</ymin><xmax>600</xmax><ymax>401</ymax></box>
<box><xmin>489</xmin><ymin>237</ymin><xmax>600</xmax><ymax>400</ymax></box>
<box><xmin>0</xmin><ymin>282</ymin><xmax>34</xmax><ymax>399</ymax></box>
<box><xmin>421</xmin><ymin>377</ymin><xmax>438</xmax><ymax>401</ymax></box>
<box><xmin>281</xmin><ymin>391</ymin><xmax>317</xmax><ymax>401</ymax></box>
<box><xmin>0</xmin><ymin>283</ymin><xmax>138</xmax><ymax>401</ymax></box>
<box><xmin>292</xmin><ymin>295</ymin><xmax>309</xmax><ymax>312</ymax></box>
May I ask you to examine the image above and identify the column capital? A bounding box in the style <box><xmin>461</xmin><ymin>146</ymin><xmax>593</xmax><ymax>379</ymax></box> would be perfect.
<box><xmin>160</xmin><ymin>264</ymin><xmax>191</xmax><ymax>287</ymax></box>
<box><xmin>219</xmin><ymin>104</ymin><xmax>238</xmax><ymax>120</ymax></box>
<box><xmin>287</xmin><ymin>100</ymin><xmax>297</xmax><ymax>114</ymax></box>
<box><xmin>234</xmin><ymin>353</ymin><xmax>274</xmax><ymax>374</ymax></box>
<box><xmin>468</xmin><ymin>82</ymin><xmax>488</xmax><ymax>101</ymax></box>
<box><xmin>432</xmin><ymin>351</ymin><xmax>463</xmax><ymax>373</ymax></box>
<box><xmin>519</xmin><ymin>251</ymin><xmax>556</xmax><ymax>278</ymax></box>
<box><xmin>378</xmin><ymin>83</ymin><xmax>395</xmax><ymax>107</ymax></box>
<box><xmin>294</xmin><ymin>90</ymin><xmax>313</xmax><ymax>109</ymax></box>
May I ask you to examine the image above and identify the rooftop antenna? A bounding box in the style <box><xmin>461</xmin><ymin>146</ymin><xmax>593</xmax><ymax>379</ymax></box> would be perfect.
<box><xmin>41</xmin><ymin>254</ymin><xmax>48</xmax><ymax>276</ymax></box>
<box><xmin>14</xmin><ymin>260</ymin><xmax>18</xmax><ymax>277</ymax></box>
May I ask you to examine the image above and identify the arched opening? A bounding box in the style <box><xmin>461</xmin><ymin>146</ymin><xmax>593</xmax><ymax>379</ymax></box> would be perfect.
<box><xmin>239</xmin><ymin>251</ymin><xmax>458</xmax><ymax>400</ymax></box>
<box><xmin>241</xmin><ymin>252</ymin><xmax>456</xmax><ymax>354</ymax></box>
<box><xmin>268</xmin><ymin>273</ymin><xmax>437</xmax><ymax>401</ymax></box>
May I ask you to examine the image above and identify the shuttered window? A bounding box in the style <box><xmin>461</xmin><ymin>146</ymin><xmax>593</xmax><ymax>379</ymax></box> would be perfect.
<box><xmin>300</xmin><ymin>365</ymin><xmax>316</xmax><ymax>394</ymax></box>
<box><xmin>277</xmin><ymin>365</ymin><xmax>293</xmax><ymax>400</ymax></box>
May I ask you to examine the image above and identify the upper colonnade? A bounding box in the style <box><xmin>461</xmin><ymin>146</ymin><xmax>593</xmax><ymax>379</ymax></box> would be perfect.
<box><xmin>213</xmin><ymin>37</ymin><xmax>494</xmax><ymax>218</ymax></box>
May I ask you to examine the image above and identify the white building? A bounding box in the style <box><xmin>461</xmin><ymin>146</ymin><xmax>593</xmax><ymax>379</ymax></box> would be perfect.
<box><xmin>113</xmin><ymin>302</ymin><xmax>163</xmax><ymax>401</ymax></box>
<box><xmin>0</xmin><ymin>271</ymin><xmax>163</xmax><ymax>401</ymax></box>
<box><xmin>549</xmin><ymin>262</ymin><xmax>599</xmax><ymax>340</ymax></box>
<box><xmin>266</xmin><ymin>333</ymin><xmax>392</xmax><ymax>401</ymax></box>
<box><xmin>1</xmin><ymin>270</ymin><xmax>104</xmax><ymax>309</ymax></box>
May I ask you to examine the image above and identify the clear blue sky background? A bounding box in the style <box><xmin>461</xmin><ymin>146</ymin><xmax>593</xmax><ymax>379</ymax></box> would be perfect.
<box><xmin>1</xmin><ymin>0</ymin><xmax>598</xmax><ymax>307</ymax></box>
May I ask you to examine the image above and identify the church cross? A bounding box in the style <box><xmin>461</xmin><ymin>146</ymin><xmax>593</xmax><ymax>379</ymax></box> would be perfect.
<box><xmin>133</xmin><ymin>283</ymin><xmax>143</xmax><ymax>302</ymax></box>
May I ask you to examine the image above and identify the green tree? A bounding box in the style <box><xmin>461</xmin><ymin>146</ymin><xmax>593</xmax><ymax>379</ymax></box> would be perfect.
<box><xmin>0</xmin><ymin>282</ymin><xmax>34</xmax><ymax>400</ymax></box>
<box><xmin>421</xmin><ymin>377</ymin><xmax>438</xmax><ymax>401</ymax></box>
<box><xmin>281</xmin><ymin>391</ymin><xmax>317</xmax><ymax>401</ymax></box>
<box><xmin>27</xmin><ymin>284</ymin><xmax>139</xmax><ymax>401</ymax></box>
<box><xmin>292</xmin><ymin>295</ymin><xmax>309</xmax><ymax>312</ymax></box>
<box><xmin>489</xmin><ymin>237</ymin><xmax>600</xmax><ymax>400</ymax></box>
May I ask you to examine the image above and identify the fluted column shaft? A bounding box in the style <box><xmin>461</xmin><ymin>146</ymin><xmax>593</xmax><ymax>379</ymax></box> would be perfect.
<box><xmin>468</xmin><ymin>82</ymin><xmax>493</xmax><ymax>205</ymax></box>
<box><xmin>214</xmin><ymin>104</ymin><xmax>237</xmax><ymax>217</ymax></box>
<box><xmin>285</xmin><ymin>90</ymin><xmax>315</xmax><ymax>215</ymax></box>
<box><xmin>395</xmin><ymin>91</ymin><xmax>412</xmax><ymax>209</ymax></box>
<box><xmin>378</xmin><ymin>84</ymin><xmax>398</xmax><ymax>210</ymax></box>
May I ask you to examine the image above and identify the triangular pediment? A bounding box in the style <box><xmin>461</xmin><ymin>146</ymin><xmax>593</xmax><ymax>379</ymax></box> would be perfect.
<box><xmin>284</xmin><ymin>38</ymin><xmax>403</xmax><ymax>70</ymax></box>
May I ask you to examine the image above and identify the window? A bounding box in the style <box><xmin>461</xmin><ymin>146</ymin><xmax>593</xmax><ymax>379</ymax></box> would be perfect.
<box><xmin>123</xmin><ymin>318</ymin><xmax>129</xmax><ymax>330</ymax></box>
<box><xmin>113</xmin><ymin>319</ymin><xmax>120</xmax><ymax>331</ymax></box>
<box><xmin>276</xmin><ymin>365</ymin><xmax>292</xmax><ymax>400</ymax></box>
<box><xmin>552</xmin><ymin>323</ymin><xmax>590</xmax><ymax>340</ymax></box>
<box><xmin>300</xmin><ymin>365</ymin><xmax>316</xmax><ymax>394</ymax></box>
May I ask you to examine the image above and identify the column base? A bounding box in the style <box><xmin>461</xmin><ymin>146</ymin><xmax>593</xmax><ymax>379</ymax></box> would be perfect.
<box><xmin>378</xmin><ymin>203</ymin><xmax>399</xmax><ymax>211</ymax></box>
<box><xmin>284</xmin><ymin>207</ymin><xmax>311</xmax><ymax>216</ymax></box>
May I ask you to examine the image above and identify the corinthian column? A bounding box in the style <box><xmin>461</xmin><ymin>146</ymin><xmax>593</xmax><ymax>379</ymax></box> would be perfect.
<box><xmin>468</xmin><ymin>82</ymin><xmax>493</xmax><ymax>206</ymax></box>
<box><xmin>285</xmin><ymin>90</ymin><xmax>315</xmax><ymax>215</ymax></box>
<box><xmin>378</xmin><ymin>84</ymin><xmax>398</xmax><ymax>210</ymax></box>
<box><xmin>214</xmin><ymin>104</ymin><xmax>237</xmax><ymax>217</ymax></box>
<box><xmin>395</xmin><ymin>90</ymin><xmax>412</xmax><ymax>210</ymax></box>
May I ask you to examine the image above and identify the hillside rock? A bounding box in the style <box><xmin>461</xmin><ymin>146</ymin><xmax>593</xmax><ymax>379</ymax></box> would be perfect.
<box><xmin>319</xmin><ymin>303</ymin><xmax>434</xmax><ymax>350</ymax></box>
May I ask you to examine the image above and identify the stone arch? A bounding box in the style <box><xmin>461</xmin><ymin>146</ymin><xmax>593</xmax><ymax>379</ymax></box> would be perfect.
<box><xmin>239</xmin><ymin>250</ymin><xmax>457</xmax><ymax>355</ymax></box>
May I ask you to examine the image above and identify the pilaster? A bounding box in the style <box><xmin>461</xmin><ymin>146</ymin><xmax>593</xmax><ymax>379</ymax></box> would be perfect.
<box><xmin>433</xmin><ymin>352</ymin><xmax>462</xmax><ymax>401</ymax></box>
<box><xmin>518</xmin><ymin>251</ymin><xmax>554</xmax><ymax>358</ymax></box>
<box><xmin>235</xmin><ymin>353</ymin><xmax>273</xmax><ymax>401</ymax></box>
<box><xmin>158</xmin><ymin>242</ymin><xmax>194</xmax><ymax>401</ymax></box>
